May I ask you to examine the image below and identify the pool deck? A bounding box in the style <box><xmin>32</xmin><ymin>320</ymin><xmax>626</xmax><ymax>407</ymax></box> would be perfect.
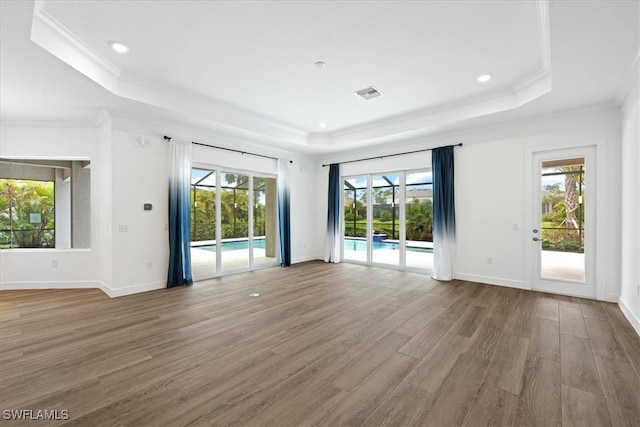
<box><xmin>344</xmin><ymin>247</ymin><xmax>584</xmax><ymax>281</ymax></box>
<box><xmin>541</xmin><ymin>250</ymin><xmax>585</xmax><ymax>281</ymax></box>
<box><xmin>191</xmin><ymin>242</ymin><xmax>584</xmax><ymax>284</ymax></box>
<box><xmin>191</xmin><ymin>247</ymin><xmax>276</xmax><ymax>278</ymax></box>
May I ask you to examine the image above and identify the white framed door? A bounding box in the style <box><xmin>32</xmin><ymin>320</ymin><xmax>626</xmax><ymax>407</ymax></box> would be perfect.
<box><xmin>190</xmin><ymin>166</ymin><xmax>279</xmax><ymax>281</ymax></box>
<box><xmin>341</xmin><ymin>170</ymin><xmax>434</xmax><ymax>273</ymax></box>
<box><xmin>530</xmin><ymin>146</ymin><xmax>596</xmax><ymax>298</ymax></box>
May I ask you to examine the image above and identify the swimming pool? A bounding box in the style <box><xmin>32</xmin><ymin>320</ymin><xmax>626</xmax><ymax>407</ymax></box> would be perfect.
<box><xmin>344</xmin><ymin>238</ymin><xmax>432</xmax><ymax>253</ymax></box>
<box><xmin>194</xmin><ymin>237</ymin><xmax>432</xmax><ymax>253</ymax></box>
<box><xmin>195</xmin><ymin>238</ymin><xmax>265</xmax><ymax>252</ymax></box>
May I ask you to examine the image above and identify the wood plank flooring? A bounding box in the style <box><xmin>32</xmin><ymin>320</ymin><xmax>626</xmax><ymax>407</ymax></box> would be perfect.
<box><xmin>1</xmin><ymin>261</ymin><xmax>639</xmax><ymax>426</ymax></box>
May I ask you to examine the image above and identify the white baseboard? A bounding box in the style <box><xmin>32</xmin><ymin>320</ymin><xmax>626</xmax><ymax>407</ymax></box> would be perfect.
<box><xmin>292</xmin><ymin>254</ymin><xmax>323</xmax><ymax>264</ymax></box>
<box><xmin>104</xmin><ymin>280</ymin><xmax>166</xmax><ymax>298</ymax></box>
<box><xmin>0</xmin><ymin>279</ymin><xmax>166</xmax><ymax>299</ymax></box>
<box><xmin>454</xmin><ymin>273</ymin><xmax>529</xmax><ymax>290</ymax></box>
<box><xmin>0</xmin><ymin>280</ymin><xmax>105</xmax><ymax>293</ymax></box>
<box><xmin>618</xmin><ymin>297</ymin><xmax>640</xmax><ymax>336</ymax></box>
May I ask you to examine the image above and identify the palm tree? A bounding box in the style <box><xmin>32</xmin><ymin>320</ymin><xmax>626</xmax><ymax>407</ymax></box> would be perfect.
<box><xmin>562</xmin><ymin>166</ymin><xmax>581</xmax><ymax>230</ymax></box>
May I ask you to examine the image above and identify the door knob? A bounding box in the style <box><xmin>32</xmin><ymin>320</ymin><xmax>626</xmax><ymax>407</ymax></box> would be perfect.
<box><xmin>533</xmin><ymin>237</ymin><xmax>540</xmax><ymax>242</ymax></box>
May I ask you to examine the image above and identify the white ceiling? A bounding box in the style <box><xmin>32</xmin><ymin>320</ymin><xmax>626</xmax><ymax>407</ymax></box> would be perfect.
<box><xmin>1</xmin><ymin>1</ymin><xmax>638</xmax><ymax>154</ymax></box>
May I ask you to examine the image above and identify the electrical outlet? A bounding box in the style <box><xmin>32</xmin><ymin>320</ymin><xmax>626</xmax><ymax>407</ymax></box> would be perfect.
<box><xmin>52</xmin><ymin>260</ymin><xmax>58</xmax><ymax>268</ymax></box>
<box><xmin>146</xmin><ymin>262</ymin><xmax>152</xmax><ymax>270</ymax></box>
<box><xmin>119</xmin><ymin>224</ymin><xmax>128</xmax><ymax>232</ymax></box>
<box><xmin>487</xmin><ymin>257</ymin><xmax>493</xmax><ymax>265</ymax></box>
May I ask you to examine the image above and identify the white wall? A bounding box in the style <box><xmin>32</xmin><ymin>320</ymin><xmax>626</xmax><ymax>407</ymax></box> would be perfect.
<box><xmin>318</xmin><ymin>106</ymin><xmax>623</xmax><ymax>301</ymax></box>
<box><xmin>110</xmin><ymin>131</ymin><xmax>169</xmax><ymax>296</ymax></box>
<box><xmin>71</xmin><ymin>160</ymin><xmax>91</xmax><ymax>248</ymax></box>
<box><xmin>289</xmin><ymin>157</ymin><xmax>322</xmax><ymax>262</ymax></box>
<box><xmin>0</xmin><ymin>125</ymin><xmax>104</xmax><ymax>291</ymax></box>
<box><xmin>55</xmin><ymin>169</ymin><xmax>71</xmax><ymax>249</ymax></box>
<box><xmin>620</xmin><ymin>78</ymin><xmax>640</xmax><ymax>333</ymax></box>
<box><xmin>97</xmin><ymin>112</ymin><xmax>113</xmax><ymax>292</ymax></box>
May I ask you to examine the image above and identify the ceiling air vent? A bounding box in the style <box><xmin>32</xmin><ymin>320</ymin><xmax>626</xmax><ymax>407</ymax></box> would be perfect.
<box><xmin>355</xmin><ymin>86</ymin><xmax>383</xmax><ymax>100</ymax></box>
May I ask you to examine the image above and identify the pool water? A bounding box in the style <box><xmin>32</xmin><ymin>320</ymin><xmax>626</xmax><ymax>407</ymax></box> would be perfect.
<box><xmin>198</xmin><ymin>239</ymin><xmax>265</xmax><ymax>252</ymax></box>
<box><xmin>196</xmin><ymin>238</ymin><xmax>432</xmax><ymax>253</ymax></box>
<box><xmin>344</xmin><ymin>238</ymin><xmax>432</xmax><ymax>253</ymax></box>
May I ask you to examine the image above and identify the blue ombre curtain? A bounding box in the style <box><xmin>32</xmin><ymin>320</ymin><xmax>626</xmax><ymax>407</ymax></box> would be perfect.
<box><xmin>277</xmin><ymin>159</ymin><xmax>291</xmax><ymax>266</ymax></box>
<box><xmin>324</xmin><ymin>163</ymin><xmax>341</xmax><ymax>263</ymax></box>
<box><xmin>167</xmin><ymin>138</ymin><xmax>193</xmax><ymax>287</ymax></box>
<box><xmin>432</xmin><ymin>145</ymin><xmax>456</xmax><ymax>281</ymax></box>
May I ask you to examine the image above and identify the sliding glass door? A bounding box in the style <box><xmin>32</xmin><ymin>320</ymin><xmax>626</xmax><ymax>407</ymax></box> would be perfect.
<box><xmin>371</xmin><ymin>174</ymin><xmax>400</xmax><ymax>267</ymax></box>
<box><xmin>405</xmin><ymin>171</ymin><xmax>434</xmax><ymax>270</ymax></box>
<box><xmin>342</xmin><ymin>169</ymin><xmax>433</xmax><ymax>272</ymax></box>
<box><xmin>221</xmin><ymin>172</ymin><xmax>250</xmax><ymax>272</ymax></box>
<box><xmin>190</xmin><ymin>168</ymin><xmax>278</xmax><ymax>279</ymax></box>
<box><xmin>343</xmin><ymin>176</ymin><xmax>368</xmax><ymax>263</ymax></box>
<box><xmin>191</xmin><ymin>168</ymin><xmax>217</xmax><ymax>277</ymax></box>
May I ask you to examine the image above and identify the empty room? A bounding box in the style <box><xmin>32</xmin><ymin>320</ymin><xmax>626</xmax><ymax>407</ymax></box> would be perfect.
<box><xmin>1</xmin><ymin>0</ymin><xmax>639</xmax><ymax>426</ymax></box>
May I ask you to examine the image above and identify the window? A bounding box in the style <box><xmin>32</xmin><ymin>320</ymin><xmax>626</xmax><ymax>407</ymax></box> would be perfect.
<box><xmin>0</xmin><ymin>179</ymin><xmax>55</xmax><ymax>248</ymax></box>
<box><xmin>0</xmin><ymin>159</ymin><xmax>91</xmax><ymax>249</ymax></box>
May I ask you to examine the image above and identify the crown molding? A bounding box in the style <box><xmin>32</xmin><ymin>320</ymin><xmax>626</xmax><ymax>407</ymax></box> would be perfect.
<box><xmin>31</xmin><ymin>0</ymin><xmax>121</xmax><ymax>91</ymax></box>
<box><xmin>106</xmin><ymin>108</ymin><xmax>314</xmax><ymax>158</ymax></box>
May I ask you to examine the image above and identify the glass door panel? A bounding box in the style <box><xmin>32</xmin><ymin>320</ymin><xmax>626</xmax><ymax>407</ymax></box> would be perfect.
<box><xmin>404</xmin><ymin>171</ymin><xmax>433</xmax><ymax>271</ymax></box>
<box><xmin>221</xmin><ymin>172</ymin><xmax>249</xmax><ymax>271</ymax></box>
<box><xmin>343</xmin><ymin>176</ymin><xmax>368</xmax><ymax>262</ymax></box>
<box><xmin>190</xmin><ymin>168</ymin><xmax>217</xmax><ymax>277</ymax></box>
<box><xmin>254</xmin><ymin>176</ymin><xmax>277</xmax><ymax>265</ymax></box>
<box><xmin>531</xmin><ymin>147</ymin><xmax>595</xmax><ymax>299</ymax></box>
<box><xmin>539</xmin><ymin>158</ymin><xmax>586</xmax><ymax>282</ymax></box>
<box><xmin>371</xmin><ymin>174</ymin><xmax>400</xmax><ymax>266</ymax></box>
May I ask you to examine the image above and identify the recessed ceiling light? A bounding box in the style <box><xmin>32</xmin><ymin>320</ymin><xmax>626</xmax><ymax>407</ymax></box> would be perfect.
<box><xmin>319</xmin><ymin>121</ymin><xmax>328</xmax><ymax>129</ymax></box>
<box><xmin>315</xmin><ymin>61</ymin><xmax>326</xmax><ymax>68</ymax></box>
<box><xmin>477</xmin><ymin>74</ymin><xmax>492</xmax><ymax>83</ymax></box>
<box><xmin>109</xmin><ymin>41</ymin><xmax>130</xmax><ymax>54</ymax></box>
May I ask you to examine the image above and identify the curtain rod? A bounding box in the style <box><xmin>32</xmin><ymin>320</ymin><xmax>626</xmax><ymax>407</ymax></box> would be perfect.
<box><xmin>163</xmin><ymin>136</ymin><xmax>292</xmax><ymax>163</ymax></box>
<box><xmin>321</xmin><ymin>143</ymin><xmax>462</xmax><ymax>167</ymax></box>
